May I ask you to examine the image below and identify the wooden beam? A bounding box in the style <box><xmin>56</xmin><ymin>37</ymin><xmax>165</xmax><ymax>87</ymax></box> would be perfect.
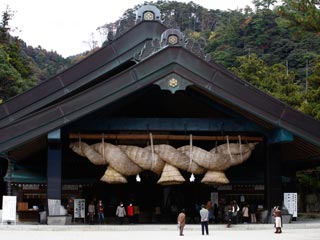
<box><xmin>69</xmin><ymin>133</ymin><xmax>263</xmax><ymax>142</ymax></box>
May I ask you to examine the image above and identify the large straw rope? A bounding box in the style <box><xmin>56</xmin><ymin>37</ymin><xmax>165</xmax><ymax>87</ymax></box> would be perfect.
<box><xmin>69</xmin><ymin>139</ymin><xmax>258</xmax><ymax>185</ymax></box>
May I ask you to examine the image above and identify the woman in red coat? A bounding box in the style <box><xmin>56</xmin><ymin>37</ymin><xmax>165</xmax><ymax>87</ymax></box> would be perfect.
<box><xmin>127</xmin><ymin>203</ymin><xmax>134</xmax><ymax>224</ymax></box>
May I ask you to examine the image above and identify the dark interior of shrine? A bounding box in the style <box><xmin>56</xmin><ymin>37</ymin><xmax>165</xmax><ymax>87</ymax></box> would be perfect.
<box><xmin>57</xmin><ymin>84</ymin><xmax>267</xmax><ymax>222</ymax></box>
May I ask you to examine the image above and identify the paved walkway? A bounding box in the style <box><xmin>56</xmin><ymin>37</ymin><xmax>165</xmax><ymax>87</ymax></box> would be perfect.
<box><xmin>0</xmin><ymin>228</ymin><xmax>319</xmax><ymax>240</ymax></box>
<box><xmin>1</xmin><ymin>221</ymin><xmax>320</xmax><ymax>240</ymax></box>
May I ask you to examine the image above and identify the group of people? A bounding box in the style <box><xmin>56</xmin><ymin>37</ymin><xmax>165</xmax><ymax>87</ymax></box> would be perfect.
<box><xmin>87</xmin><ymin>198</ymin><xmax>283</xmax><ymax>235</ymax></box>
<box><xmin>177</xmin><ymin>202</ymin><xmax>283</xmax><ymax>236</ymax></box>
<box><xmin>211</xmin><ymin>200</ymin><xmax>260</xmax><ymax>225</ymax></box>
<box><xmin>177</xmin><ymin>204</ymin><xmax>210</xmax><ymax>236</ymax></box>
<box><xmin>87</xmin><ymin>200</ymin><xmax>134</xmax><ymax>224</ymax></box>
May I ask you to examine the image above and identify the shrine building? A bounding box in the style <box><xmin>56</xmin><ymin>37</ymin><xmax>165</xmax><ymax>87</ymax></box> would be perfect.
<box><xmin>0</xmin><ymin>5</ymin><xmax>320</xmax><ymax>223</ymax></box>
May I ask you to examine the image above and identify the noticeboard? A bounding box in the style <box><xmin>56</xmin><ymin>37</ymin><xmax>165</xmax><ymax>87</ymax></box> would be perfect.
<box><xmin>283</xmin><ymin>192</ymin><xmax>298</xmax><ymax>218</ymax></box>
<box><xmin>74</xmin><ymin>199</ymin><xmax>85</xmax><ymax>218</ymax></box>
<box><xmin>2</xmin><ymin>196</ymin><xmax>17</xmax><ymax>223</ymax></box>
<box><xmin>48</xmin><ymin>199</ymin><xmax>61</xmax><ymax>216</ymax></box>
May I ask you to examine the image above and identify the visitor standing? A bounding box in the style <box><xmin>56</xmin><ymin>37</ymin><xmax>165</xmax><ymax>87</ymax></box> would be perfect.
<box><xmin>242</xmin><ymin>204</ymin><xmax>250</xmax><ymax>223</ymax></box>
<box><xmin>177</xmin><ymin>209</ymin><xmax>186</xmax><ymax>236</ymax></box>
<box><xmin>206</xmin><ymin>200</ymin><xmax>213</xmax><ymax>223</ymax></box>
<box><xmin>232</xmin><ymin>200</ymin><xmax>240</xmax><ymax>224</ymax></box>
<box><xmin>226</xmin><ymin>202</ymin><xmax>233</xmax><ymax>228</ymax></box>
<box><xmin>96</xmin><ymin>200</ymin><xmax>105</xmax><ymax>224</ymax></box>
<box><xmin>127</xmin><ymin>203</ymin><xmax>134</xmax><ymax>224</ymax></box>
<box><xmin>116</xmin><ymin>202</ymin><xmax>126</xmax><ymax>224</ymax></box>
<box><xmin>273</xmin><ymin>206</ymin><xmax>282</xmax><ymax>234</ymax></box>
<box><xmin>133</xmin><ymin>205</ymin><xmax>140</xmax><ymax>223</ymax></box>
<box><xmin>199</xmin><ymin>204</ymin><xmax>209</xmax><ymax>235</ymax></box>
<box><xmin>87</xmin><ymin>201</ymin><xmax>95</xmax><ymax>224</ymax></box>
<box><xmin>250</xmin><ymin>202</ymin><xmax>257</xmax><ymax>223</ymax></box>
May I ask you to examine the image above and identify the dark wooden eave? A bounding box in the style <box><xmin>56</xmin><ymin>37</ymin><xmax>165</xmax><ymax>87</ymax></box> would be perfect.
<box><xmin>1</xmin><ymin>46</ymin><xmax>320</xmax><ymax>152</ymax></box>
<box><xmin>0</xmin><ymin>21</ymin><xmax>167</xmax><ymax>128</ymax></box>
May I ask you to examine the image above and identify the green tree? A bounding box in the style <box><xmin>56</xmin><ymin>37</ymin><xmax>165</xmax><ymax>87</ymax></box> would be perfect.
<box><xmin>206</xmin><ymin>9</ymin><xmax>249</xmax><ymax>67</ymax></box>
<box><xmin>6</xmin><ymin>39</ymin><xmax>32</xmax><ymax>78</ymax></box>
<box><xmin>230</xmin><ymin>54</ymin><xmax>304</xmax><ymax>109</ymax></box>
<box><xmin>242</xmin><ymin>9</ymin><xmax>278</xmax><ymax>53</ymax></box>
<box><xmin>277</xmin><ymin>0</ymin><xmax>320</xmax><ymax>32</ymax></box>
<box><xmin>230</xmin><ymin>53</ymin><xmax>320</xmax><ymax>119</ymax></box>
<box><xmin>252</xmin><ymin>0</ymin><xmax>278</xmax><ymax>10</ymax></box>
<box><xmin>156</xmin><ymin>0</ymin><xmax>207</xmax><ymax>32</ymax></box>
<box><xmin>299</xmin><ymin>89</ymin><xmax>320</xmax><ymax>119</ymax></box>
<box><xmin>308</xmin><ymin>56</ymin><xmax>320</xmax><ymax>89</ymax></box>
<box><xmin>0</xmin><ymin>6</ymin><xmax>37</xmax><ymax>101</ymax></box>
<box><xmin>0</xmin><ymin>5</ymin><xmax>14</xmax><ymax>44</ymax></box>
<box><xmin>0</xmin><ymin>48</ymin><xmax>23</xmax><ymax>102</ymax></box>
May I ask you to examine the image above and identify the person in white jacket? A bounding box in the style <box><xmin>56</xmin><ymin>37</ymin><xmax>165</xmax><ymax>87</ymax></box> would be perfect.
<box><xmin>116</xmin><ymin>202</ymin><xmax>126</xmax><ymax>224</ymax></box>
<box><xmin>199</xmin><ymin>204</ymin><xmax>209</xmax><ymax>235</ymax></box>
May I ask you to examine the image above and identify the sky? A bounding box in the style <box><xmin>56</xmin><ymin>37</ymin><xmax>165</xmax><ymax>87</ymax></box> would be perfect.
<box><xmin>0</xmin><ymin>0</ymin><xmax>254</xmax><ymax>57</ymax></box>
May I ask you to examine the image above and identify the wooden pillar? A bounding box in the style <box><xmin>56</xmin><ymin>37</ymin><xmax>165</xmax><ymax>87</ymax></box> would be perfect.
<box><xmin>47</xmin><ymin>129</ymin><xmax>62</xmax><ymax>201</ymax></box>
<box><xmin>0</xmin><ymin>156</ymin><xmax>8</xmax><ymax>207</ymax></box>
<box><xmin>6</xmin><ymin>157</ymin><xmax>13</xmax><ymax>196</ymax></box>
<box><xmin>266</xmin><ymin>143</ymin><xmax>283</xmax><ymax>216</ymax></box>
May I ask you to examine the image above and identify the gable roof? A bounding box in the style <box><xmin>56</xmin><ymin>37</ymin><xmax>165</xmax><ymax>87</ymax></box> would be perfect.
<box><xmin>1</xmin><ymin>45</ymin><xmax>320</xmax><ymax>153</ymax></box>
<box><xmin>0</xmin><ymin>21</ymin><xmax>166</xmax><ymax>128</ymax></box>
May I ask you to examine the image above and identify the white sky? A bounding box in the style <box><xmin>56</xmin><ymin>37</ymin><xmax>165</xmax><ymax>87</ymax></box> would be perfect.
<box><xmin>0</xmin><ymin>0</ymin><xmax>253</xmax><ymax>57</ymax></box>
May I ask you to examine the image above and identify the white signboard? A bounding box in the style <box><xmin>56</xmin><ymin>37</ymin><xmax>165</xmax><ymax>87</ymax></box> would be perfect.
<box><xmin>48</xmin><ymin>199</ymin><xmax>61</xmax><ymax>216</ymax></box>
<box><xmin>210</xmin><ymin>192</ymin><xmax>218</xmax><ymax>206</ymax></box>
<box><xmin>74</xmin><ymin>199</ymin><xmax>85</xmax><ymax>218</ymax></box>
<box><xmin>284</xmin><ymin>192</ymin><xmax>297</xmax><ymax>218</ymax></box>
<box><xmin>2</xmin><ymin>196</ymin><xmax>17</xmax><ymax>223</ymax></box>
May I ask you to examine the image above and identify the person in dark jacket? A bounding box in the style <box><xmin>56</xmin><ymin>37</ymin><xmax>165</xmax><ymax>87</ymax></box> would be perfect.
<box><xmin>96</xmin><ymin>200</ymin><xmax>105</xmax><ymax>224</ymax></box>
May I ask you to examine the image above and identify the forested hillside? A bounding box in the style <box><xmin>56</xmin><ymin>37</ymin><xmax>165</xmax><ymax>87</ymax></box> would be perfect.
<box><xmin>0</xmin><ymin>6</ymin><xmax>91</xmax><ymax>103</ymax></box>
<box><xmin>1</xmin><ymin>0</ymin><xmax>320</xmax><ymax>120</ymax></box>
<box><xmin>100</xmin><ymin>0</ymin><xmax>320</xmax><ymax>119</ymax></box>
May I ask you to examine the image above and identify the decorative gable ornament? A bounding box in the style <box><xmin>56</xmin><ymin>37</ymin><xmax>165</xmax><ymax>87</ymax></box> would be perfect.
<box><xmin>160</xmin><ymin>29</ymin><xmax>185</xmax><ymax>47</ymax></box>
<box><xmin>136</xmin><ymin>5</ymin><xmax>161</xmax><ymax>23</ymax></box>
<box><xmin>101</xmin><ymin>4</ymin><xmax>209</xmax><ymax>62</ymax></box>
<box><xmin>154</xmin><ymin>73</ymin><xmax>193</xmax><ymax>94</ymax></box>
<box><xmin>134</xmin><ymin>28</ymin><xmax>210</xmax><ymax>62</ymax></box>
